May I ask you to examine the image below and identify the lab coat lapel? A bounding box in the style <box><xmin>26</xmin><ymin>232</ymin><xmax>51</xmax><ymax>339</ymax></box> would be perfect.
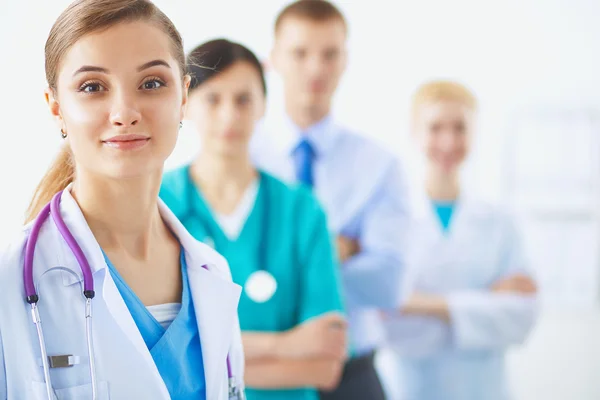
<box><xmin>160</xmin><ymin>200</ymin><xmax>242</xmax><ymax>400</ymax></box>
<box><xmin>448</xmin><ymin>193</ymin><xmax>484</xmax><ymax>240</ymax></box>
<box><xmin>187</xmin><ymin>263</ymin><xmax>241</xmax><ymax>399</ymax></box>
<box><xmin>56</xmin><ymin>187</ymin><xmax>171</xmax><ymax>398</ymax></box>
<box><xmin>412</xmin><ymin>186</ymin><xmax>443</xmax><ymax>240</ymax></box>
<box><xmin>101</xmin><ymin>271</ymin><xmax>171</xmax><ymax>398</ymax></box>
<box><xmin>422</xmin><ymin>190</ymin><xmax>484</xmax><ymax>267</ymax></box>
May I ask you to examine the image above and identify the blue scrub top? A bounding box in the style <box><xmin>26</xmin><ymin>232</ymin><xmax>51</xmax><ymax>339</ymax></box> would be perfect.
<box><xmin>160</xmin><ymin>166</ymin><xmax>345</xmax><ymax>400</ymax></box>
<box><xmin>104</xmin><ymin>250</ymin><xmax>207</xmax><ymax>400</ymax></box>
<box><xmin>432</xmin><ymin>201</ymin><xmax>455</xmax><ymax>232</ymax></box>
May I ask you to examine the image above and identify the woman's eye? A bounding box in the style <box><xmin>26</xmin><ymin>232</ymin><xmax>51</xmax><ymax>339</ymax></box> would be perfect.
<box><xmin>141</xmin><ymin>79</ymin><xmax>165</xmax><ymax>90</ymax></box>
<box><xmin>237</xmin><ymin>94</ymin><xmax>251</xmax><ymax>105</ymax></box>
<box><xmin>79</xmin><ymin>82</ymin><xmax>105</xmax><ymax>93</ymax></box>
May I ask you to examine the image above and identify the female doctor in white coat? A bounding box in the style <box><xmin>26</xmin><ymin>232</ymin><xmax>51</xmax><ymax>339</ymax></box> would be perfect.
<box><xmin>0</xmin><ymin>1</ymin><xmax>244</xmax><ymax>399</ymax></box>
<box><xmin>380</xmin><ymin>80</ymin><xmax>539</xmax><ymax>400</ymax></box>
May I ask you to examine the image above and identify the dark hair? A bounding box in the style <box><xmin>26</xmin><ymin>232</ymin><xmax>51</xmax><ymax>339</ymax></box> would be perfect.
<box><xmin>187</xmin><ymin>39</ymin><xmax>267</xmax><ymax>95</ymax></box>
<box><xmin>274</xmin><ymin>0</ymin><xmax>347</xmax><ymax>34</ymax></box>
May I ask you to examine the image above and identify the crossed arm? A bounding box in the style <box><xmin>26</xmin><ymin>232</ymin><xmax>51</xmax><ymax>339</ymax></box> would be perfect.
<box><xmin>398</xmin><ymin>273</ymin><xmax>538</xmax><ymax>349</ymax></box>
<box><xmin>242</xmin><ymin>313</ymin><xmax>348</xmax><ymax>391</ymax></box>
<box><xmin>243</xmin><ymin>198</ymin><xmax>349</xmax><ymax>392</ymax></box>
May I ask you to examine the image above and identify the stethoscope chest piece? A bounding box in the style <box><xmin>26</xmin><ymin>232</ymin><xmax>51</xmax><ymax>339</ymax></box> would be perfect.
<box><xmin>244</xmin><ymin>270</ymin><xmax>277</xmax><ymax>303</ymax></box>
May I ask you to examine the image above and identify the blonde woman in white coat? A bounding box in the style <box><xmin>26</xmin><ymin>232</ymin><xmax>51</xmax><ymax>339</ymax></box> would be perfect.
<box><xmin>381</xmin><ymin>81</ymin><xmax>539</xmax><ymax>400</ymax></box>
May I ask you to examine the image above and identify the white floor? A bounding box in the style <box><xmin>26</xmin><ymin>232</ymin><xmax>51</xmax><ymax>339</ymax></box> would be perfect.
<box><xmin>375</xmin><ymin>309</ymin><xmax>600</xmax><ymax>400</ymax></box>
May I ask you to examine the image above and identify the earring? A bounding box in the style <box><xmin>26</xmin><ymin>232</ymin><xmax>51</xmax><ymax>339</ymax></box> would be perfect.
<box><xmin>179</xmin><ymin>121</ymin><xmax>183</xmax><ymax>130</ymax></box>
<box><xmin>61</xmin><ymin>129</ymin><xmax>67</xmax><ymax>139</ymax></box>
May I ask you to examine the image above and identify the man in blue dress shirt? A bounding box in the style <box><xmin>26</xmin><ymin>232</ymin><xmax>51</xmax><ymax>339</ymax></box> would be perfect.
<box><xmin>251</xmin><ymin>1</ymin><xmax>411</xmax><ymax>399</ymax></box>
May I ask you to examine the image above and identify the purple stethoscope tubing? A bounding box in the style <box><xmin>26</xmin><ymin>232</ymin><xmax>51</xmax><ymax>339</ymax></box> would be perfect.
<box><xmin>23</xmin><ymin>190</ymin><xmax>239</xmax><ymax>399</ymax></box>
<box><xmin>24</xmin><ymin>190</ymin><xmax>98</xmax><ymax>399</ymax></box>
<box><xmin>24</xmin><ymin>191</ymin><xmax>95</xmax><ymax>302</ymax></box>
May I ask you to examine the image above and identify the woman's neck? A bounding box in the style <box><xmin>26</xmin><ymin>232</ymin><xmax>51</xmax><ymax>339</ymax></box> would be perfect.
<box><xmin>425</xmin><ymin>169</ymin><xmax>461</xmax><ymax>202</ymax></box>
<box><xmin>191</xmin><ymin>152</ymin><xmax>257</xmax><ymax>214</ymax></box>
<box><xmin>71</xmin><ymin>167</ymin><xmax>168</xmax><ymax>260</ymax></box>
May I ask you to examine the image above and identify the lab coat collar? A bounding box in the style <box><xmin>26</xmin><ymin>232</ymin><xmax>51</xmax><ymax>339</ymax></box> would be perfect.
<box><xmin>186</xmin><ymin>252</ymin><xmax>241</xmax><ymax>399</ymax></box>
<box><xmin>47</xmin><ymin>185</ymin><xmax>242</xmax><ymax>399</ymax></box>
<box><xmin>412</xmin><ymin>184</ymin><xmax>488</xmax><ymax>232</ymax></box>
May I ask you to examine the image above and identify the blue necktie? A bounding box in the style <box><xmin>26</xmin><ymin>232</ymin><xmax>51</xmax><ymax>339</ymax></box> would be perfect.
<box><xmin>294</xmin><ymin>139</ymin><xmax>315</xmax><ymax>187</ymax></box>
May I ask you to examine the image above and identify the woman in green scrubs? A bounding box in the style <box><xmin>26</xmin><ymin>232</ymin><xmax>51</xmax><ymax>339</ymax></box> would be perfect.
<box><xmin>160</xmin><ymin>39</ymin><xmax>347</xmax><ymax>400</ymax></box>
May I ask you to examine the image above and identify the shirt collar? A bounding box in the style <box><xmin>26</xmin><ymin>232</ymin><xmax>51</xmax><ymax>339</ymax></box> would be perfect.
<box><xmin>282</xmin><ymin>114</ymin><xmax>341</xmax><ymax>157</ymax></box>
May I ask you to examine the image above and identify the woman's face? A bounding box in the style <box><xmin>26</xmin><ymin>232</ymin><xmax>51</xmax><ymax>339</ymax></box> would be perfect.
<box><xmin>413</xmin><ymin>100</ymin><xmax>475</xmax><ymax>176</ymax></box>
<box><xmin>46</xmin><ymin>21</ymin><xmax>189</xmax><ymax>179</ymax></box>
<box><xmin>186</xmin><ymin>61</ymin><xmax>266</xmax><ymax>158</ymax></box>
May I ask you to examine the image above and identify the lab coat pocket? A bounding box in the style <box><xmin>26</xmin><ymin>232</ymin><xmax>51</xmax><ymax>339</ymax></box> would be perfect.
<box><xmin>31</xmin><ymin>380</ymin><xmax>110</xmax><ymax>400</ymax></box>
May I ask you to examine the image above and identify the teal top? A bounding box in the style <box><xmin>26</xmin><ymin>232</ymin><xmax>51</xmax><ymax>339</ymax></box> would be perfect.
<box><xmin>432</xmin><ymin>201</ymin><xmax>456</xmax><ymax>232</ymax></box>
<box><xmin>104</xmin><ymin>250</ymin><xmax>207</xmax><ymax>400</ymax></box>
<box><xmin>160</xmin><ymin>166</ymin><xmax>345</xmax><ymax>400</ymax></box>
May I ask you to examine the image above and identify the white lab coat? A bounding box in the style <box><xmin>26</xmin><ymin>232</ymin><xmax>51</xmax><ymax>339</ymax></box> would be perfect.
<box><xmin>0</xmin><ymin>188</ymin><xmax>245</xmax><ymax>400</ymax></box>
<box><xmin>379</xmin><ymin>192</ymin><xmax>539</xmax><ymax>400</ymax></box>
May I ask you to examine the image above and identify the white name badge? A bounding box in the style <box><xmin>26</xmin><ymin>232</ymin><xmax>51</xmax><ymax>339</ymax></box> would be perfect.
<box><xmin>245</xmin><ymin>271</ymin><xmax>277</xmax><ymax>303</ymax></box>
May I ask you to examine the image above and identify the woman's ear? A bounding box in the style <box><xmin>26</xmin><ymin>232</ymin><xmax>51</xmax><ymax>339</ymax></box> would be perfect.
<box><xmin>180</xmin><ymin>75</ymin><xmax>192</xmax><ymax>121</ymax></box>
<box><xmin>45</xmin><ymin>87</ymin><xmax>64</xmax><ymax>132</ymax></box>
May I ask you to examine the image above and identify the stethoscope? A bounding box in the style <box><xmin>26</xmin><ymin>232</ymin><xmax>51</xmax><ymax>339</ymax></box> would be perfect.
<box><xmin>185</xmin><ymin>168</ymin><xmax>278</xmax><ymax>303</ymax></box>
<box><xmin>24</xmin><ymin>190</ymin><xmax>244</xmax><ymax>400</ymax></box>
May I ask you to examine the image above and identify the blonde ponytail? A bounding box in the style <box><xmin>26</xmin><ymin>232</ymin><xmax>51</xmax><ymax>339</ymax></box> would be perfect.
<box><xmin>25</xmin><ymin>145</ymin><xmax>74</xmax><ymax>224</ymax></box>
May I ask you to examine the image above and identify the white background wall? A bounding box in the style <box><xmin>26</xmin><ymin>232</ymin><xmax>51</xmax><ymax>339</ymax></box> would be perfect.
<box><xmin>1</xmin><ymin>0</ymin><xmax>599</xmax><ymax>398</ymax></box>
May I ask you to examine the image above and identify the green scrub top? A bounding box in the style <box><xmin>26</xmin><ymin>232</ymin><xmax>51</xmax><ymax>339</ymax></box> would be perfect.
<box><xmin>160</xmin><ymin>166</ymin><xmax>345</xmax><ymax>400</ymax></box>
